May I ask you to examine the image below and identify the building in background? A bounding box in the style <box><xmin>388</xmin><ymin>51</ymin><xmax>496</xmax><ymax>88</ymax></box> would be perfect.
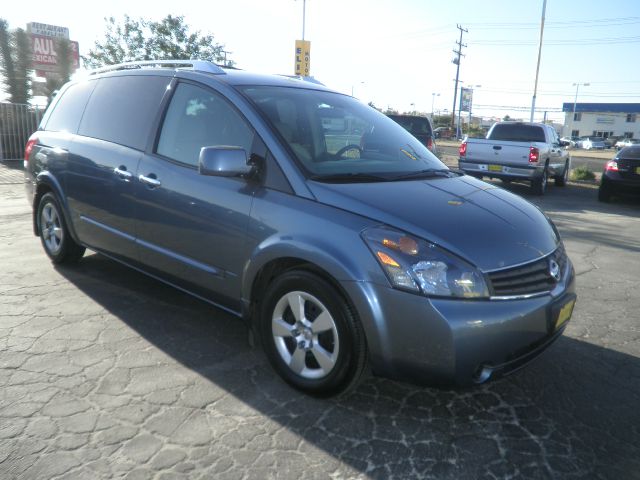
<box><xmin>562</xmin><ymin>103</ymin><xmax>640</xmax><ymax>140</ymax></box>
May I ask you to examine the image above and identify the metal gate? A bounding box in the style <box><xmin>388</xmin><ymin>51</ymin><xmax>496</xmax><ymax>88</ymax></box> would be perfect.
<box><xmin>0</xmin><ymin>103</ymin><xmax>44</xmax><ymax>162</ymax></box>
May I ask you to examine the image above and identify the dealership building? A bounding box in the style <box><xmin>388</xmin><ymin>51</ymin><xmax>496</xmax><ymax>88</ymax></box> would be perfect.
<box><xmin>562</xmin><ymin>103</ymin><xmax>640</xmax><ymax>140</ymax></box>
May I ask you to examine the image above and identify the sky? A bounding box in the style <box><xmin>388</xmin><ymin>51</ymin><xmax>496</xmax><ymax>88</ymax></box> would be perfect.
<box><xmin>2</xmin><ymin>0</ymin><xmax>640</xmax><ymax>123</ymax></box>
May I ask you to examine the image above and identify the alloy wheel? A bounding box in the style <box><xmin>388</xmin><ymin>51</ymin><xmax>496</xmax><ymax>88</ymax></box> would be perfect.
<box><xmin>40</xmin><ymin>202</ymin><xmax>64</xmax><ymax>255</ymax></box>
<box><xmin>271</xmin><ymin>291</ymin><xmax>340</xmax><ymax>380</ymax></box>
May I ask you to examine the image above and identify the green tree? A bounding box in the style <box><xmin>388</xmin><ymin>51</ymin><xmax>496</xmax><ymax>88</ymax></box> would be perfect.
<box><xmin>0</xmin><ymin>19</ymin><xmax>33</xmax><ymax>104</ymax></box>
<box><xmin>42</xmin><ymin>38</ymin><xmax>74</xmax><ymax>103</ymax></box>
<box><xmin>83</xmin><ymin>15</ymin><xmax>232</xmax><ymax>68</ymax></box>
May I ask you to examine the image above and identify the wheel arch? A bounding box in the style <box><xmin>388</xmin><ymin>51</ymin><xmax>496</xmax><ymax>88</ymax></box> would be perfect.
<box><xmin>33</xmin><ymin>173</ymin><xmax>80</xmax><ymax>244</ymax></box>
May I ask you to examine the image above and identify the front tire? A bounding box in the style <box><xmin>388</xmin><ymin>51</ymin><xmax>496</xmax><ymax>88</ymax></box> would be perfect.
<box><xmin>259</xmin><ymin>270</ymin><xmax>367</xmax><ymax>396</ymax></box>
<box><xmin>532</xmin><ymin>166</ymin><xmax>548</xmax><ymax>195</ymax></box>
<box><xmin>37</xmin><ymin>192</ymin><xmax>85</xmax><ymax>263</ymax></box>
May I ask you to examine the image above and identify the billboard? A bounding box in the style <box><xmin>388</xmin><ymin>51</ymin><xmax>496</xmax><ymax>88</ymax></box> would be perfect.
<box><xmin>294</xmin><ymin>40</ymin><xmax>311</xmax><ymax>76</ymax></box>
<box><xmin>27</xmin><ymin>22</ymin><xmax>69</xmax><ymax>39</ymax></box>
<box><xmin>27</xmin><ymin>22</ymin><xmax>79</xmax><ymax>78</ymax></box>
<box><xmin>460</xmin><ymin>87</ymin><xmax>473</xmax><ymax>113</ymax></box>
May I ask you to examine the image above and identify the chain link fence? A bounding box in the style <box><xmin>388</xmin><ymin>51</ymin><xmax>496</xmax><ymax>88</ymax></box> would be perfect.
<box><xmin>0</xmin><ymin>102</ymin><xmax>44</xmax><ymax>163</ymax></box>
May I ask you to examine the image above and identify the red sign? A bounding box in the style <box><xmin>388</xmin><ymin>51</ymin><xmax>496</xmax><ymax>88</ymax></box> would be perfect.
<box><xmin>31</xmin><ymin>34</ymin><xmax>79</xmax><ymax>76</ymax></box>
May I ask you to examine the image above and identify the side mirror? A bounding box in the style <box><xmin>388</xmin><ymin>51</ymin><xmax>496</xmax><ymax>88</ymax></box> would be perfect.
<box><xmin>198</xmin><ymin>146</ymin><xmax>254</xmax><ymax>178</ymax></box>
<box><xmin>559</xmin><ymin>140</ymin><xmax>569</xmax><ymax>147</ymax></box>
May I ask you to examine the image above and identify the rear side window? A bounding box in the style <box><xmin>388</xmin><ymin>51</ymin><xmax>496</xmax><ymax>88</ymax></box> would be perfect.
<box><xmin>489</xmin><ymin>124</ymin><xmax>546</xmax><ymax>143</ymax></box>
<box><xmin>78</xmin><ymin>75</ymin><xmax>170</xmax><ymax>150</ymax></box>
<box><xmin>45</xmin><ymin>80</ymin><xmax>97</xmax><ymax>133</ymax></box>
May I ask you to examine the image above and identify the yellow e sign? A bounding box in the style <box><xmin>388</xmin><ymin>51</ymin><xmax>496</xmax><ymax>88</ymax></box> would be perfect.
<box><xmin>294</xmin><ymin>40</ymin><xmax>311</xmax><ymax>76</ymax></box>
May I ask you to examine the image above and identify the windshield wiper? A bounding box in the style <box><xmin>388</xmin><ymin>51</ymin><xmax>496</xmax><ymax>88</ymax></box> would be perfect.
<box><xmin>390</xmin><ymin>168</ymin><xmax>462</xmax><ymax>181</ymax></box>
<box><xmin>309</xmin><ymin>172</ymin><xmax>391</xmax><ymax>183</ymax></box>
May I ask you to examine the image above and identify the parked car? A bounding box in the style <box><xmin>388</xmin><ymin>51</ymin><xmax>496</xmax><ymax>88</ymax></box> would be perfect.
<box><xmin>577</xmin><ymin>136</ymin><xmax>606</xmax><ymax>150</ymax></box>
<box><xmin>25</xmin><ymin>60</ymin><xmax>576</xmax><ymax>395</ymax></box>
<box><xmin>598</xmin><ymin>145</ymin><xmax>640</xmax><ymax>202</ymax></box>
<box><xmin>615</xmin><ymin>138</ymin><xmax>639</xmax><ymax>150</ymax></box>
<box><xmin>560</xmin><ymin>136</ymin><xmax>580</xmax><ymax>148</ymax></box>
<box><xmin>386</xmin><ymin>114</ymin><xmax>437</xmax><ymax>153</ymax></box>
<box><xmin>433</xmin><ymin>126</ymin><xmax>453</xmax><ymax>139</ymax></box>
<box><xmin>459</xmin><ymin>122</ymin><xmax>570</xmax><ymax>195</ymax></box>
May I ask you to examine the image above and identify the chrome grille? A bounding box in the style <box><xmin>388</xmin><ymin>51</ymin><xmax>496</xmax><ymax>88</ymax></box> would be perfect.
<box><xmin>488</xmin><ymin>245</ymin><xmax>567</xmax><ymax>297</ymax></box>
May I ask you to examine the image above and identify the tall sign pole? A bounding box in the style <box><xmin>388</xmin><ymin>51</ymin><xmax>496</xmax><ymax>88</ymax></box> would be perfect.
<box><xmin>302</xmin><ymin>0</ymin><xmax>306</xmax><ymax>40</ymax></box>
<box><xmin>530</xmin><ymin>0</ymin><xmax>547</xmax><ymax>122</ymax></box>
<box><xmin>294</xmin><ymin>0</ymin><xmax>311</xmax><ymax>76</ymax></box>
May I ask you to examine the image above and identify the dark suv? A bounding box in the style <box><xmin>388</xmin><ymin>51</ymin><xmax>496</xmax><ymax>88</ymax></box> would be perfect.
<box><xmin>25</xmin><ymin>60</ymin><xmax>576</xmax><ymax>395</ymax></box>
<box><xmin>386</xmin><ymin>114</ymin><xmax>437</xmax><ymax>153</ymax></box>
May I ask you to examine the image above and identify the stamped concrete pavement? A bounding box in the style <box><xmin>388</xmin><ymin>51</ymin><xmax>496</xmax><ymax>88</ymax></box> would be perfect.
<box><xmin>1</xmin><ymin>164</ymin><xmax>639</xmax><ymax>479</ymax></box>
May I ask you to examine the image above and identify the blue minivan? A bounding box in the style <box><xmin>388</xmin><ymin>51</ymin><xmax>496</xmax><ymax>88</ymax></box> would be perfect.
<box><xmin>25</xmin><ymin>60</ymin><xmax>576</xmax><ymax>395</ymax></box>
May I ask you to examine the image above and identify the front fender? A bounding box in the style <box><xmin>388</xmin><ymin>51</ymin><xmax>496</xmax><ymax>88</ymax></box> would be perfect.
<box><xmin>241</xmin><ymin>232</ymin><xmax>382</xmax><ymax>304</ymax></box>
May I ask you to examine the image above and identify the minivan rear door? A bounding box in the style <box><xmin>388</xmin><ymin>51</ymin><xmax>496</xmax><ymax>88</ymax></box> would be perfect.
<box><xmin>66</xmin><ymin>74</ymin><xmax>171</xmax><ymax>263</ymax></box>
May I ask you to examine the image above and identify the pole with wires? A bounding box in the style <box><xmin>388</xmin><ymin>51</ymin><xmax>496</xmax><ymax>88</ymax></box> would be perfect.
<box><xmin>530</xmin><ymin>0</ymin><xmax>547</xmax><ymax>122</ymax></box>
<box><xmin>451</xmin><ymin>25</ymin><xmax>467</xmax><ymax>137</ymax></box>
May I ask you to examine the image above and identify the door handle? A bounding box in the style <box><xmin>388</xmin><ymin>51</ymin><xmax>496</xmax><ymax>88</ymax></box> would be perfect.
<box><xmin>139</xmin><ymin>174</ymin><xmax>161</xmax><ymax>188</ymax></box>
<box><xmin>114</xmin><ymin>166</ymin><xmax>133</xmax><ymax>179</ymax></box>
<box><xmin>493</xmin><ymin>145</ymin><xmax>502</xmax><ymax>150</ymax></box>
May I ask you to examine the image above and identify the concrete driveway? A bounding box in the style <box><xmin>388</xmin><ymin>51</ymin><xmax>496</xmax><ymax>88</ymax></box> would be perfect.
<box><xmin>1</xmin><ymin>163</ymin><xmax>639</xmax><ymax>479</ymax></box>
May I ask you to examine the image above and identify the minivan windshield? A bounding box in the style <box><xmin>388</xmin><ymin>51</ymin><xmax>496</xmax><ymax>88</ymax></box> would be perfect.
<box><xmin>240</xmin><ymin>86</ymin><xmax>447</xmax><ymax>181</ymax></box>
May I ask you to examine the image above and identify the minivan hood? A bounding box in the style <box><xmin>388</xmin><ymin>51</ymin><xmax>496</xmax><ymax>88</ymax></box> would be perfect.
<box><xmin>308</xmin><ymin>175</ymin><xmax>558</xmax><ymax>271</ymax></box>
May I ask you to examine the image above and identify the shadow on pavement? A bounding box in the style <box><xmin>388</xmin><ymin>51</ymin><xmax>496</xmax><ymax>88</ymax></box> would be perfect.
<box><xmin>0</xmin><ymin>160</ymin><xmax>24</xmax><ymax>170</ymax></box>
<box><xmin>56</xmin><ymin>255</ymin><xmax>640</xmax><ymax>479</ymax></box>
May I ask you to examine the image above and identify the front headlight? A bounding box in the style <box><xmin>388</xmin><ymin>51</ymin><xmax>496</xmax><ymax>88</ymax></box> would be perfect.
<box><xmin>362</xmin><ymin>226</ymin><xmax>489</xmax><ymax>299</ymax></box>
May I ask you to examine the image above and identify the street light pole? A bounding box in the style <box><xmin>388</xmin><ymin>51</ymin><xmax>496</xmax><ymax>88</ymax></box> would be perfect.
<box><xmin>570</xmin><ymin>82</ymin><xmax>589</xmax><ymax>137</ymax></box>
<box><xmin>351</xmin><ymin>81</ymin><xmax>364</xmax><ymax>97</ymax></box>
<box><xmin>431</xmin><ymin>93</ymin><xmax>440</xmax><ymax>118</ymax></box>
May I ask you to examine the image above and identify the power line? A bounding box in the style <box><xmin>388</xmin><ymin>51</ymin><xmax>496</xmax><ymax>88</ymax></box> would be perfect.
<box><xmin>469</xmin><ymin>34</ymin><xmax>640</xmax><ymax>46</ymax></box>
<box><xmin>388</xmin><ymin>17</ymin><xmax>640</xmax><ymax>41</ymax></box>
<box><xmin>465</xmin><ymin>16</ymin><xmax>640</xmax><ymax>28</ymax></box>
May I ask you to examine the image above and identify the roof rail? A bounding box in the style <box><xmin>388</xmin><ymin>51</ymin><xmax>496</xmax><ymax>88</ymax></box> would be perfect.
<box><xmin>86</xmin><ymin>60</ymin><xmax>226</xmax><ymax>76</ymax></box>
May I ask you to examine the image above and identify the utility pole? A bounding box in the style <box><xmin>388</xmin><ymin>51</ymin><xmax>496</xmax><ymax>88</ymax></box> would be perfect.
<box><xmin>221</xmin><ymin>49</ymin><xmax>232</xmax><ymax>66</ymax></box>
<box><xmin>451</xmin><ymin>25</ymin><xmax>467</xmax><ymax>136</ymax></box>
<box><xmin>530</xmin><ymin>0</ymin><xmax>547</xmax><ymax>122</ymax></box>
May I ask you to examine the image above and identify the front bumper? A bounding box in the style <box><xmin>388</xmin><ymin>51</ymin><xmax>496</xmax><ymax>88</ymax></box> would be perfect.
<box><xmin>342</xmin><ymin>257</ymin><xmax>576</xmax><ymax>387</ymax></box>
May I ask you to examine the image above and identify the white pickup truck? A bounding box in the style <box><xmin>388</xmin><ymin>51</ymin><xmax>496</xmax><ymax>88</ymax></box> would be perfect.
<box><xmin>458</xmin><ymin>122</ymin><xmax>571</xmax><ymax>195</ymax></box>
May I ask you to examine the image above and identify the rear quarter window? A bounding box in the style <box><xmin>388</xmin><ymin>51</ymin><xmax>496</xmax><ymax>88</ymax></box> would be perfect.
<box><xmin>44</xmin><ymin>80</ymin><xmax>97</xmax><ymax>134</ymax></box>
<box><xmin>78</xmin><ymin>75</ymin><xmax>170</xmax><ymax>150</ymax></box>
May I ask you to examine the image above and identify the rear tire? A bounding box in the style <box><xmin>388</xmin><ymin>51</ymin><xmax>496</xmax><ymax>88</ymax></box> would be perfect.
<box><xmin>598</xmin><ymin>181</ymin><xmax>612</xmax><ymax>202</ymax></box>
<box><xmin>259</xmin><ymin>270</ymin><xmax>367</xmax><ymax>396</ymax></box>
<box><xmin>555</xmin><ymin>161</ymin><xmax>569</xmax><ymax>187</ymax></box>
<box><xmin>532</xmin><ymin>166</ymin><xmax>548</xmax><ymax>195</ymax></box>
<box><xmin>37</xmin><ymin>193</ymin><xmax>85</xmax><ymax>264</ymax></box>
